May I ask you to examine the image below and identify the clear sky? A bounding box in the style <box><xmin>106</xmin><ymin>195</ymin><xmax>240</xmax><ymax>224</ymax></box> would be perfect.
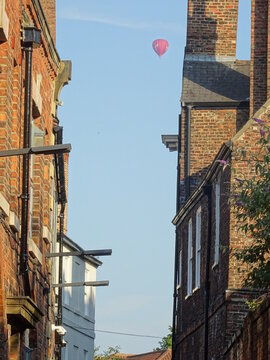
<box><xmin>55</xmin><ymin>0</ymin><xmax>251</xmax><ymax>354</ymax></box>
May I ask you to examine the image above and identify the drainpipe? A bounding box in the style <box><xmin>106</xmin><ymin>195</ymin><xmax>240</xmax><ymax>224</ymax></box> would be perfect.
<box><xmin>172</xmin><ymin>114</ymin><xmax>182</xmax><ymax>360</ymax></box>
<box><xmin>185</xmin><ymin>105</ymin><xmax>192</xmax><ymax>199</ymax></box>
<box><xmin>54</xmin><ymin>126</ymin><xmax>66</xmax><ymax>360</ymax></box>
<box><xmin>20</xmin><ymin>28</ymin><xmax>41</xmax><ymax>295</ymax></box>
<box><xmin>203</xmin><ymin>183</ymin><xmax>212</xmax><ymax>360</ymax></box>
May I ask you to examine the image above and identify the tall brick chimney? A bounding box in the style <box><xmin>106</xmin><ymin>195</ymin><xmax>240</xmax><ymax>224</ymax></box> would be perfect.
<box><xmin>186</xmin><ymin>0</ymin><xmax>239</xmax><ymax>57</ymax></box>
<box><xmin>250</xmin><ymin>0</ymin><xmax>269</xmax><ymax>116</ymax></box>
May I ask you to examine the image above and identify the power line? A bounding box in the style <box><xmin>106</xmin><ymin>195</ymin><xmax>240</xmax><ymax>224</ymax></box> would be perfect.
<box><xmin>95</xmin><ymin>329</ymin><xmax>163</xmax><ymax>339</ymax></box>
<box><xmin>71</xmin><ymin>327</ymin><xmax>163</xmax><ymax>339</ymax></box>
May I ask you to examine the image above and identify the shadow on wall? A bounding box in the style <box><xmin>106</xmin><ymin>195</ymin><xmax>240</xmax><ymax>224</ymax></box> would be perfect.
<box><xmin>187</xmin><ymin>0</ymin><xmax>217</xmax><ymax>55</ymax></box>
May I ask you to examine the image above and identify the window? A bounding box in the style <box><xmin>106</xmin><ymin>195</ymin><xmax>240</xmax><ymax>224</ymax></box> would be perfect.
<box><xmin>177</xmin><ymin>250</ymin><xmax>182</xmax><ymax>288</ymax></box>
<box><xmin>74</xmin><ymin>261</ymin><xmax>81</xmax><ymax>310</ymax></box>
<box><xmin>84</xmin><ymin>268</ymin><xmax>90</xmax><ymax>316</ymax></box>
<box><xmin>187</xmin><ymin>219</ymin><xmax>193</xmax><ymax>296</ymax></box>
<box><xmin>62</xmin><ymin>342</ymin><xmax>68</xmax><ymax>360</ymax></box>
<box><xmin>214</xmin><ymin>176</ymin><xmax>221</xmax><ymax>265</ymax></box>
<box><xmin>63</xmin><ymin>255</ymin><xmax>72</xmax><ymax>305</ymax></box>
<box><xmin>73</xmin><ymin>345</ymin><xmax>79</xmax><ymax>360</ymax></box>
<box><xmin>84</xmin><ymin>350</ymin><xmax>88</xmax><ymax>360</ymax></box>
<box><xmin>195</xmin><ymin>207</ymin><xmax>201</xmax><ymax>288</ymax></box>
<box><xmin>24</xmin><ymin>346</ymin><xmax>32</xmax><ymax>360</ymax></box>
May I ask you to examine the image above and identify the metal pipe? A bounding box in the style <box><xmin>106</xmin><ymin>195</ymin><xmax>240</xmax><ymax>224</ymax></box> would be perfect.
<box><xmin>57</xmin><ymin>210</ymin><xmax>64</xmax><ymax>327</ymax></box>
<box><xmin>46</xmin><ymin>249</ymin><xmax>112</xmax><ymax>258</ymax></box>
<box><xmin>203</xmin><ymin>183</ymin><xmax>212</xmax><ymax>360</ymax></box>
<box><xmin>54</xmin><ymin>126</ymin><xmax>66</xmax><ymax>360</ymax></box>
<box><xmin>20</xmin><ymin>46</ymin><xmax>33</xmax><ymax>295</ymax></box>
<box><xmin>172</xmin><ymin>113</ymin><xmax>182</xmax><ymax>360</ymax></box>
<box><xmin>52</xmin><ymin>281</ymin><xmax>109</xmax><ymax>288</ymax></box>
<box><xmin>0</xmin><ymin>143</ymin><xmax>71</xmax><ymax>157</ymax></box>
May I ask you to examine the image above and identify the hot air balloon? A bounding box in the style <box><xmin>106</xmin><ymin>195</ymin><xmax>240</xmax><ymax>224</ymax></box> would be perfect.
<box><xmin>152</xmin><ymin>39</ymin><xmax>169</xmax><ymax>57</ymax></box>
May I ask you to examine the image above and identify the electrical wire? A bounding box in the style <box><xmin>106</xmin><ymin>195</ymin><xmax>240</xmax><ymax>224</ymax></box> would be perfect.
<box><xmin>70</xmin><ymin>327</ymin><xmax>163</xmax><ymax>339</ymax></box>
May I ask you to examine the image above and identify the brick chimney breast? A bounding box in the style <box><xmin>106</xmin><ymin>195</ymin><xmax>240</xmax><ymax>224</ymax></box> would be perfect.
<box><xmin>186</xmin><ymin>0</ymin><xmax>239</xmax><ymax>58</ymax></box>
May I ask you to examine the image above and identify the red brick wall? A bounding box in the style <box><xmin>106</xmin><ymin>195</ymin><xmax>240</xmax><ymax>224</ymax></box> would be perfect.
<box><xmin>175</xmin><ymin>149</ymin><xmax>264</xmax><ymax>359</ymax></box>
<box><xmin>250</xmin><ymin>0</ymin><xmax>269</xmax><ymax>116</ymax></box>
<box><xmin>0</xmin><ymin>0</ymin><xmax>59</xmax><ymax>358</ymax></box>
<box><xmin>180</xmin><ymin>106</ymin><xmax>249</xmax><ymax>203</ymax></box>
<box><xmin>224</xmin><ymin>295</ymin><xmax>270</xmax><ymax>360</ymax></box>
<box><xmin>186</xmin><ymin>0</ymin><xmax>239</xmax><ymax>56</ymax></box>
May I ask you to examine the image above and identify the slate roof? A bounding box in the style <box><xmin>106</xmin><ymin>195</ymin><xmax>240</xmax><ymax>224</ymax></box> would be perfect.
<box><xmin>181</xmin><ymin>60</ymin><xmax>250</xmax><ymax>104</ymax></box>
<box><xmin>123</xmin><ymin>350</ymin><xmax>171</xmax><ymax>360</ymax></box>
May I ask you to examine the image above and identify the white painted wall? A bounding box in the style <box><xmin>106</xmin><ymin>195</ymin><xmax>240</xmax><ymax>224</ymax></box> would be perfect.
<box><xmin>61</xmin><ymin>242</ymin><xmax>98</xmax><ymax>360</ymax></box>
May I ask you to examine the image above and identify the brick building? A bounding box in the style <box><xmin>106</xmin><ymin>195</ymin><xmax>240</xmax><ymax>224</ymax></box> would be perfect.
<box><xmin>166</xmin><ymin>0</ymin><xmax>270</xmax><ymax>359</ymax></box>
<box><xmin>0</xmin><ymin>0</ymin><xmax>71</xmax><ymax>359</ymax></box>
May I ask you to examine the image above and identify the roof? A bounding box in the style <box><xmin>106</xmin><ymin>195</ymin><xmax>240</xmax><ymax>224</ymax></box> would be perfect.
<box><xmin>63</xmin><ymin>234</ymin><xmax>102</xmax><ymax>267</ymax></box>
<box><xmin>181</xmin><ymin>60</ymin><xmax>250</xmax><ymax>104</ymax></box>
<box><xmin>121</xmin><ymin>349</ymin><xmax>171</xmax><ymax>360</ymax></box>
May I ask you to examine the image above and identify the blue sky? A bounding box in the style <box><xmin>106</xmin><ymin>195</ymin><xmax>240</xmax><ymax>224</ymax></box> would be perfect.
<box><xmin>55</xmin><ymin>0</ymin><xmax>251</xmax><ymax>354</ymax></box>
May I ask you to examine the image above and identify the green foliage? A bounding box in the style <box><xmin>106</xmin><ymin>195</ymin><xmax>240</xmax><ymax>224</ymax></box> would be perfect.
<box><xmin>153</xmin><ymin>326</ymin><xmax>172</xmax><ymax>351</ymax></box>
<box><xmin>94</xmin><ymin>345</ymin><xmax>121</xmax><ymax>360</ymax></box>
<box><xmin>231</xmin><ymin>119</ymin><xmax>270</xmax><ymax>289</ymax></box>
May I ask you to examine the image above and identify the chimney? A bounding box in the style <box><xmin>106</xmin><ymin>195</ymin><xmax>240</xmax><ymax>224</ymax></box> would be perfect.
<box><xmin>250</xmin><ymin>0</ymin><xmax>269</xmax><ymax>116</ymax></box>
<box><xmin>186</xmin><ymin>0</ymin><xmax>239</xmax><ymax>58</ymax></box>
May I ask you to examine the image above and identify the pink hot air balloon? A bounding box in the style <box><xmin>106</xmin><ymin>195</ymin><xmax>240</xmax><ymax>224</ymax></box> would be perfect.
<box><xmin>152</xmin><ymin>39</ymin><xmax>169</xmax><ymax>57</ymax></box>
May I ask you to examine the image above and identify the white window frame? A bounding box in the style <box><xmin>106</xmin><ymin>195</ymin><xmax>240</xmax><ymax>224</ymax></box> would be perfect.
<box><xmin>187</xmin><ymin>219</ymin><xmax>193</xmax><ymax>296</ymax></box>
<box><xmin>177</xmin><ymin>250</ymin><xmax>182</xmax><ymax>289</ymax></box>
<box><xmin>195</xmin><ymin>207</ymin><xmax>201</xmax><ymax>289</ymax></box>
<box><xmin>63</xmin><ymin>255</ymin><xmax>72</xmax><ymax>305</ymax></box>
<box><xmin>214</xmin><ymin>175</ymin><xmax>221</xmax><ymax>266</ymax></box>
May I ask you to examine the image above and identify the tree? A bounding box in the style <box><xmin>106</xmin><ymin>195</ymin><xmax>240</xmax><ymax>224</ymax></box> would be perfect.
<box><xmin>231</xmin><ymin>117</ymin><xmax>270</xmax><ymax>289</ymax></box>
<box><xmin>94</xmin><ymin>345</ymin><xmax>121</xmax><ymax>360</ymax></box>
<box><xmin>153</xmin><ymin>326</ymin><xmax>172</xmax><ymax>351</ymax></box>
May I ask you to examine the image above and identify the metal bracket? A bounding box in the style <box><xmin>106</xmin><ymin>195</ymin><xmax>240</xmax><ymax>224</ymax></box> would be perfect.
<box><xmin>0</xmin><ymin>144</ymin><xmax>71</xmax><ymax>158</ymax></box>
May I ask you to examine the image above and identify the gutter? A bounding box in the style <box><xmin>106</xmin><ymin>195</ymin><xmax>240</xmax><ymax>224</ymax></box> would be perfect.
<box><xmin>54</xmin><ymin>126</ymin><xmax>66</xmax><ymax>360</ymax></box>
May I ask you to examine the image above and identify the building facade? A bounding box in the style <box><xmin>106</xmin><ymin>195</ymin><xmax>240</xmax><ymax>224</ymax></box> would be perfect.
<box><xmin>169</xmin><ymin>0</ymin><xmax>270</xmax><ymax>359</ymax></box>
<box><xmin>59</xmin><ymin>235</ymin><xmax>102</xmax><ymax>360</ymax></box>
<box><xmin>0</xmin><ymin>0</ymin><xmax>71</xmax><ymax>359</ymax></box>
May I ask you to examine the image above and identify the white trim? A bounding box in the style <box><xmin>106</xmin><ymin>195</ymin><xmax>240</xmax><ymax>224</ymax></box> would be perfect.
<box><xmin>214</xmin><ymin>175</ymin><xmax>221</xmax><ymax>265</ymax></box>
<box><xmin>195</xmin><ymin>207</ymin><xmax>201</xmax><ymax>289</ymax></box>
<box><xmin>177</xmin><ymin>250</ymin><xmax>182</xmax><ymax>288</ymax></box>
<box><xmin>187</xmin><ymin>218</ymin><xmax>193</xmax><ymax>296</ymax></box>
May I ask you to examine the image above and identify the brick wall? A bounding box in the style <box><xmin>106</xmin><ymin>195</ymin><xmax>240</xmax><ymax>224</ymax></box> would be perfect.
<box><xmin>250</xmin><ymin>0</ymin><xmax>269</xmax><ymax>116</ymax></box>
<box><xmin>174</xmin><ymin>138</ymin><xmax>266</xmax><ymax>359</ymax></box>
<box><xmin>180</xmin><ymin>106</ymin><xmax>249</xmax><ymax>203</ymax></box>
<box><xmin>186</xmin><ymin>0</ymin><xmax>239</xmax><ymax>56</ymax></box>
<box><xmin>224</xmin><ymin>295</ymin><xmax>270</xmax><ymax>360</ymax></box>
<box><xmin>0</xmin><ymin>0</ymin><xmax>60</xmax><ymax>359</ymax></box>
<box><xmin>39</xmin><ymin>0</ymin><xmax>56</xmax><ymax>43</ymax></box>
<box><xmin>176</xmin><ymin>165</ymin><xmax>232</xmax><ymax>360</ymax></box>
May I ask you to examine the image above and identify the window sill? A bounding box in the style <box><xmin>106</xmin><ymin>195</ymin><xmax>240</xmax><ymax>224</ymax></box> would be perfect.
<box><xmin>193</xmin><ymin>287</ymin><xmax>200</xmax><ymax>294</ymax></box>
<box><xmin>185</xmin><ymin>294</ymin><xmax>192</xmax><ymax>300</ymax></box>
<box><xmin>176</xmin><ymin>285</ymin><xmax>181</xmax><ymax>290</ymax></box>
<box><xmin>212</xmin><ymin>262</ymin><xmax>219</xmax><ymax>270</ymax></box>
